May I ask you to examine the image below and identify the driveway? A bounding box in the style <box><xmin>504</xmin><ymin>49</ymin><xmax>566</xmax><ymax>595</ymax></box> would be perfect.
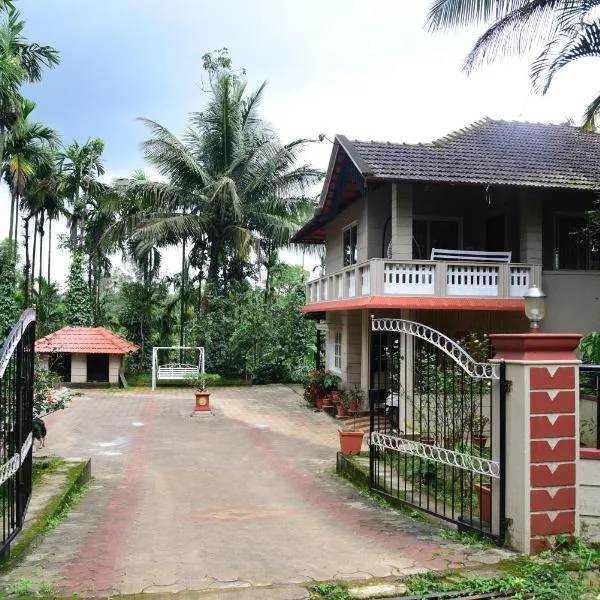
<box><xmin>5</xmin><ymin>385</ymin><xmax>509</xmax><ymax>597</ymax></box>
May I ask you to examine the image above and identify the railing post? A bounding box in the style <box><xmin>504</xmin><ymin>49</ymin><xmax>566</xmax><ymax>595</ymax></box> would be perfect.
<box><xmin>370</xmin><ymin>259</ymin><xmax>383</xmax><ymax>295</ymax></box>
<box><xmin>498</xmin><ymin>264</ymin><xmax>509</xmax><ymax>298</ymax></box>
<box><xmin>434</xmin><ymin>261</ymin><xmax>446</xmax><ymax>296</ymax></box>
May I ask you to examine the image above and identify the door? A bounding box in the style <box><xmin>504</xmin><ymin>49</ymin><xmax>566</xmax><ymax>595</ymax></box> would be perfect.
<box><xmin>485</xmin><ymin>214</ymin><xmax>506</xmax><ymax>252</ymax></box>
<box><xmin>86</xmin><ymin>353</ymin><xmax>109</xmax><ymax>383</ymax></box>
<box><xmin>49</xmin><ymin>353</ymin><xmax>71</xmax><ymax>383</ymax></box>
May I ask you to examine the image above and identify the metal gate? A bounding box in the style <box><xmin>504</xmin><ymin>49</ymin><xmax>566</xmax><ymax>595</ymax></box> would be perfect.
<box><xmin>369</xmin><ymin>318</ymin><xmax>505</xmax><ymax>541</ymax></box>
<box><xmin>0</xmin><ymin>309</ymin><xmax>35</xmax><ymax>559</ymax></box>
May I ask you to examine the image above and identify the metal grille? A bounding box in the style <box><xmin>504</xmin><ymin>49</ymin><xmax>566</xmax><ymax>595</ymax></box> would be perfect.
<box><xmin>369</xmin><ymin>318</ymin><xmax>505</xmax><ymax>541</ymax></box>
<box><xmin>0</xmin><ymin>309</ymin><xmax>35</xmax><ymax>559</ymax></box>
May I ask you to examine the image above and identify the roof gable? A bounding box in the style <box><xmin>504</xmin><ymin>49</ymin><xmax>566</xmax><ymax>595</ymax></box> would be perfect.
<box><xmin>35</xmin><ymin>327</ymin><xmax>138</xmax><ymax>355</ymax></box>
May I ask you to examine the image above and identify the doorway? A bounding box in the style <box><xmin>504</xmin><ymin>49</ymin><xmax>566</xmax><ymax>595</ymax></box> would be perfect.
<box><xmin>485</xmin><ymin>214</ymin><xmax>507</xmax><ymax>252</ymax></box>
<box><xmin>87</xmin><ymin>353</ymin><xmax>109</xmax><ymax>383</ymax></box>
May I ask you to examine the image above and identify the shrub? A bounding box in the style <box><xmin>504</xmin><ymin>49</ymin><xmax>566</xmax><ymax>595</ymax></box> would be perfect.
<box><xmin>251</xmin><ymin>363</ymin><xmax>290</xmax><ymax>385</ymax></box>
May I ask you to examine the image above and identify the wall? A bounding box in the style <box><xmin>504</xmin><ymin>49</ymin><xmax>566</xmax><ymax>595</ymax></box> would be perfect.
<box><xmin>542</xmin><ymin>272</ymin><xmax>600</xmax><ymax>334</ymax></box>
<box><xmin>324</xmin><ymin>198</ymin><xmax>366</xmax><ymax>274</ymax></box>
<box><xmin>580</xmin><ymin>453</ymin><xmax>600</xmax><ymax>543</ymax></box>
<box><xmin>70</xmin><ymin>353</ymin><xmax>87</xmax><ymax>383</ymax></box>
<box><xmin>109</xmin><ymin>355</ymin><xmax>122</xmax><ymax>384</ymax></box>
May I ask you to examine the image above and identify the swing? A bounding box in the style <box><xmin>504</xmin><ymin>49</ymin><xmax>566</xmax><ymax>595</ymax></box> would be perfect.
<box><xmin>151</xmin><ymin>346</ymin><xmax>205</xmax><ymax>390</ymax></box>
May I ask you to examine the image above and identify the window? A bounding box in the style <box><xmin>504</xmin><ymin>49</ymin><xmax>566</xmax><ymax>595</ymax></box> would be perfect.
<box><xmin>413</xmin><ymin>218</ymin><xmax>461</xmax><ymax>260</ymax></box>
<box><xmin>343</xmin><ymin>225</ymin><xmax>358</xmax><ymax>266</ymax></box>
<box><xmin>330</xmin><ymin>331</ymin><xmax>342</xmax><ymax>372</ymax></box>
<box><xmin>554</xmin><ymin>214</ymin><xmax>600</xmax><ymax>270</ymax></box>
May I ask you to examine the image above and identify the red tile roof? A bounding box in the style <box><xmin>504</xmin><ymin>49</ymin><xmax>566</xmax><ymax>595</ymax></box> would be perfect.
<box><xmin>302</xmin><ymin>296</ymin><xmax>525</xmax><ymax>312</ymax></box>
<box><xmin>35</xmin><ymin>327</ymin><xmax>138</xmax><ymax>355</ymax></box>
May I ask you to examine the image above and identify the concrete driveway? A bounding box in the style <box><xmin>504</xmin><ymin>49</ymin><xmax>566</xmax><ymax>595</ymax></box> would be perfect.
<box><xmin>5</xmin><ymin>385</ymin><xmax>509</xmax><ymax>597</ymax></box>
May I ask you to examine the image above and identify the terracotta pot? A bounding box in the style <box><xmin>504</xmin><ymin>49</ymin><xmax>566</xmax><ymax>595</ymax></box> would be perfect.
<box><xmin>336</xmin><ymin>405</ymin><xmax>347</xmax><ymax>418</ymax></box>
<box><xmin>474</xmin><ymin>483</ymin><xmax>492</xmax><ymax>523</ymax></box>
<box><xmin>349</xmin><ymin>400</ymin><xmax>360</xmax><ymax>412</ymax></box>
<box><xmin>321</xmin><ymin>396</ymin><xmax>333</xmax><ymax>408</ymax></box>
<box><xmin>330</xmin><ymin>391</ymin><xmax>341</xmax><ymax>403</ymax></box>
<box><xmin>473</xmin><ymin>435</ymin><xmax>488</xmax><ymax>449</ymax></box>
<box><xmin>339</xmin><ymin>430</ymin><xmax>365</xmax><ymax>455</ymax></box>
<box><xmin>314</xmin><ymin>397</ymin><xmax>324</xmax><ymax>409</ymax></box>
<box><xmin>194</xmin><ymin>390</ymin><xmax>210</xmax><ymax>412</ymax></box>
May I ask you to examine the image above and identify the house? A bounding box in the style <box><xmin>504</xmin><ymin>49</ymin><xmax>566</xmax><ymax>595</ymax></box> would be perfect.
<box><xmin>292</xmin><ymin>118</ymin><xmax>600</xmax><ymax>392</ymax></box>
<box><xmin>35</xmin><ymin>327</ymin><xmax>138</xmax><ymax>385</ymax></box>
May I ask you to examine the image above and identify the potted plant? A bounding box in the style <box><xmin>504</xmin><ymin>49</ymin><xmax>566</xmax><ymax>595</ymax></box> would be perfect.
<box><xmin>472</xmin><ymin>415</ymin><xmax>490</xmax><ymax>448</ymax></box>
<box><xmin>474</xmin><ymin>483</ymin><xmax>492</xmax><ymax>524</ymax></box>
<box><xmin>303</xmin><ymin>370</ymin><xmax>326</xmax><ymax>408</ymax></box>
<box><xmin>336</xmin><ymin>391</ymin><xmax>349</xmax><ymax>418</ymax></box>
<box><xmin>185</xmin><ymin>373</ymin><xmax>221</xmax><ymax>411</ymax></box>
<box><xmin>339</xmin><ymin>387</ymin><xmax>365</xmax><ymax>455</ymax></box>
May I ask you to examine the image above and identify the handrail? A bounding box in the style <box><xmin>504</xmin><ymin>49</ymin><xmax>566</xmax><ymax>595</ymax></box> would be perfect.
<box><xmin>0</xmin><ymin>308</ymin><xmax>36</xmax><ymax>378</ymax></box>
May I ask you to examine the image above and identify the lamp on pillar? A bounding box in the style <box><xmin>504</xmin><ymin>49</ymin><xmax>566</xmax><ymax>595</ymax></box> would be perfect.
<box><xmin>523</xmin><ymin>285</ymin><xmax>546</xmax><ymax>332</ymax></box>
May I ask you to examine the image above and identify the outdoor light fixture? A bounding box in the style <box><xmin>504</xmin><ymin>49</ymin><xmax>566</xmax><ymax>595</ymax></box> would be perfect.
<box><xmin>523</xmin><ymin>285</ymin><xmax>547</xmax><ymax>332</ymax></box>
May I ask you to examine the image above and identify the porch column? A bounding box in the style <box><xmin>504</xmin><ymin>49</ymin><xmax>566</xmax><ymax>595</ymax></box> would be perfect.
<box><xmin>519</xmin><ymin>191</ymin><xmax>543</xmax><ymax>264</ymax></box>
<box><xmin>490</xmin><ymin>333</ymin><xmax>581</xmax><ymax>554</ymax></box>
<box><xmin>391</xmin><ymin>183</ymin><xmax>413</xmax><ymax>260</ymax></box>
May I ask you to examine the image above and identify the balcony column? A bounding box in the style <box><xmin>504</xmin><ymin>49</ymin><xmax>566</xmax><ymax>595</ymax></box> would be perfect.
<box><xmin>519</xmin><ymin>190</ymin><xmax>543</xmax><ymax>265</ymax></box>
<box><xmin>391</xmin><ymin>183</ymin><xmax>413</xmax><ymax>260</ymax></box>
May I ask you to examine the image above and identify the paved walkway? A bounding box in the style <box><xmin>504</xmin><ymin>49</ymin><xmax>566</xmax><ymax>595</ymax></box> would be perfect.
<box><xmin>4</xmin><ymin>386</ymin><xmax>511</xmax><ymax>597</ymax></box>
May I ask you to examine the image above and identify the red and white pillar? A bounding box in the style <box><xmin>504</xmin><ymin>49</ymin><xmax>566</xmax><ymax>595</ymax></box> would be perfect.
<box><xmin>490</xmin><ymin>333</ymin><xmax>581</xmax><ymax>555</ymax></box>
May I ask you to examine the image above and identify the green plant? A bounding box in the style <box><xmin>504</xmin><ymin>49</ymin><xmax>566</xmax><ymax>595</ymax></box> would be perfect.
<box><xmin>580</xmin><ymin>332</ymin><xmax>600</xmax><ymax>364</ymax></box>
<box><xmin>39</xmin><ymin>581</ymin><xmax>54</xmax><ymax>595</ymax></box>
<box><xmin>580</xmin><ymin>417</ymin><xmax>597</xmax><ymax>448</ymax></box>
<box><xmin>312</xmin><ymin>582</ymin><xmax>348</xmax><ymax>600</ymax></box>
<box><xmin>184</xmin><ymin>373</ymin><xmax>221</xmax><ymax>391</ymax></box>
<box><xmin>10</xmin><ymin>577</ymin><xmax>33</xmax><ymax>596</ymax></box>
<box><xmin>46</xmin><ymin>479</ymin><xmax>91</xmax><ymax>530</ymax></box>
<box><xmin>63</xmin><ymin>251</ymin><xmax>93</xmax><ymax>327</ymax></box>
<box><xmin>323</xmin><ymin>371</ymin><xmax>341</xmax><ymax>393</ymax></box>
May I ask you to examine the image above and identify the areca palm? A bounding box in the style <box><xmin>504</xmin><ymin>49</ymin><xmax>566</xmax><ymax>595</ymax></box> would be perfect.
<box><xmin>427</xmin><ymin>1</ymin><xmax>600</xmax><ymax>127</ymax></box>
<box><xmin>3</xmin><ymin>98</ymin><xmax>58</xmax><ymax>255</ymax></box>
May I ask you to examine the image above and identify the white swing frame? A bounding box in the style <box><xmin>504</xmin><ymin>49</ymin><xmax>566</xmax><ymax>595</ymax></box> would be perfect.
<box><xmin>151</xmin><ymin>346</ymin><xmax>205</xmax><ymax>391</ymax></box>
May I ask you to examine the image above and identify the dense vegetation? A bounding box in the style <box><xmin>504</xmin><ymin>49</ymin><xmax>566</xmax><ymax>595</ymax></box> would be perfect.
<box><xmin>0</xmin><ymin>4</ymin><xmax>319</xmax><ymax>383</ymax></box>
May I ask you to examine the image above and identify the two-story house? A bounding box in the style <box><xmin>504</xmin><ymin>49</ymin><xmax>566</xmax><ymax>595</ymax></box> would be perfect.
<box><xmin>292</xmin><ymin>119</ymin><xmax>600</xmax><ymax>393</ymax></box>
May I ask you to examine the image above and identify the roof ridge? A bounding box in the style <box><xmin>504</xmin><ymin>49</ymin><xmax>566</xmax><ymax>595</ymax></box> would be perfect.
<box><xmin>431</xmin><ymin>117</ymin><xmax>492</xmax><ymax>147</ymax></box>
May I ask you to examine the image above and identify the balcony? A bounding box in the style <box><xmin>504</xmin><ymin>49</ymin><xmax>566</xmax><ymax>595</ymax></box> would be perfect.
<box><xmin>305</xmin><ymin>258</ymin><xmax>542</xmax><ymax>306</ymax></box>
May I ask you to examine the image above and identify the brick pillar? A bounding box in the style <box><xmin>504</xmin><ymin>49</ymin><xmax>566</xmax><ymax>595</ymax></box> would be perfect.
<box><xmin>490</xmin><ymin>333</ymin><xmax>581</xmax><ymax>555</ymax></box>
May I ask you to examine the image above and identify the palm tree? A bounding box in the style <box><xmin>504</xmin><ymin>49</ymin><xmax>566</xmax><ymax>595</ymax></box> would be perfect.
<box><xmin>426</xmin><ymin>1</ymin><xmax>600</xmax><ymax>127</ymax></box>
<box><xmin>117</xmin><ymin>72</ymin><xmax>322</xmax><ymax>343</ymax></box>
<box><xmin>59</xmin><ymin>137</ymin><xmax>105</xmax><ymax>251</ymax></box>
<box><xmin>3</xmin><ymin>98</ymin><xmax>58</xmax><ymax>258</ymax></box>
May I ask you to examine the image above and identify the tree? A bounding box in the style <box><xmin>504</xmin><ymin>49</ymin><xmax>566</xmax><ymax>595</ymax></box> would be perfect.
<box><xmin>427</xmin><ymin>1</ymin><xmax>600</xmax><ymax>128</ymax></box>
<box><xmin>64</xmin><ymin>251</ymin><xmax>92</xmax><ymax>327</ymax></box>
<box><xmin>0</xmin><ymin>238</ymin><xmax>18</xmax><ymax>337</ymax></box>
<box><xmin>32</xmin><ymin>277</ymin><xmax>64</xmax><ymax>337</ymax></box>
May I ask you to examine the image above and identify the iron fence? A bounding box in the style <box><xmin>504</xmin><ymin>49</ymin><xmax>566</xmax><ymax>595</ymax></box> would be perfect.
<box><xmin>0</xmin><ymin>309</ymin><xmax>35</xmax><ymax>560</ymax></box>
<box><xmin>369</xmin><ymin>319</ymin><xmax>505</xmax><ymax>541</ymax></box>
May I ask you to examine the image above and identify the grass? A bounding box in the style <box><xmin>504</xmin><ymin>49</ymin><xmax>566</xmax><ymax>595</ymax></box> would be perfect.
<box><xmin>311</xmin><ymin>582</ymin><xmax>348</xmax><ymax>599</ymax></box>
<box><xmin>125</xmin><ymin>372</ymin><xmax>250</xmax><ymax>388</ymax></box>
<box><xmin>32</xmin><ymin>457</ymin><xmax>65</xmax><ymax>486</ymax></box>
<box><xmin>45</xmin><ymin>478</ymin><xmax>91</xmax><ymax>530</ymax></box>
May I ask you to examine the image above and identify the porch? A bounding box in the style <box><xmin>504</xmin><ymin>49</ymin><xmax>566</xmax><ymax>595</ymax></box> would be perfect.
<box><xmin>305</xmin><ymin>258</ymin><xmax>542</xmax><ymax>305</ymax></box>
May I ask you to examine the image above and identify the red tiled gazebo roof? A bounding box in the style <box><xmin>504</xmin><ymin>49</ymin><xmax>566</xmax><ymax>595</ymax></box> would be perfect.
<box><xmin>35</xmin><ymin>327</ymin><xmax>138</xmax><ymax>355</ymax></box>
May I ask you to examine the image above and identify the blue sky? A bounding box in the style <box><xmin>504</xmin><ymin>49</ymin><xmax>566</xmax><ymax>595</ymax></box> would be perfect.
<box><xmin>2</xmin><ymin>1</ymin><xmax>598</xmax><ymax>284</ymax></box>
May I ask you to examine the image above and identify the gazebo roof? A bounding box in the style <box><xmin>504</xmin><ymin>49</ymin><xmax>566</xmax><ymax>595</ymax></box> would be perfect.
<box><xmin>35</xmin><ymin>327</ymin><xmax>138</xmax><ymax>355</ymax></box>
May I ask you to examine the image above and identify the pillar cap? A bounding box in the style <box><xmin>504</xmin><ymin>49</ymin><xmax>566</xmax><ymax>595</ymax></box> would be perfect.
<box><xmin>490</xmin><ymin>333</ymin><xmax>581</xmax><ymax>361</ymax></box>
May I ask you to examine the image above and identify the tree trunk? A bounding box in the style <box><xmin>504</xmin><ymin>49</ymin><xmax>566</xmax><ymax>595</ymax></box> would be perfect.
<box><xmin>38</xmin><ymin>211</ymin><xmax>44</xmax><ymax>290</ymax></box>
<box><xmin>47</xmin><ymin>218</ymin><xmax>52</xmax><ymax>283</ymax></box>
<box><xmin>179</xmin><ymin>238</ymin><xmax>186</xmax><ymax>360</ymax></box>
<box><xmin>30</xmin><ymin>213</ymin><xmax>38</xmax><ymax>296</ymax></box>
<box><xmin>23</xmin><ymin>216</ymin><xmax>31</xmax><ymax>307</ymax></box>
<box><xmin>8</xmin><ymin>191</ymin><xmax>15</xmax><ymax>248</ymax></box>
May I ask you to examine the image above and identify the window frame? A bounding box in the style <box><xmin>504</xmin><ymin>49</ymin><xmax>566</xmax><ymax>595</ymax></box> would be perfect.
<box><xmin>343</xmin><ymin>222</ymin><xmax>358</xmax><ymax>267</ymax></box>
<box><xmin>553</xmin><ymin>212</ymin><xmax>599</xmax><ymax>271</ymax></box>
<box><xmin>329</xmin><ymin>329</ymin><xmax>342</xmax><ymax>373</ymax></box>
<box><xmin>412</xmin><ymin>216</ymin><xmax>463</xmax><ymax>260</ymax></box>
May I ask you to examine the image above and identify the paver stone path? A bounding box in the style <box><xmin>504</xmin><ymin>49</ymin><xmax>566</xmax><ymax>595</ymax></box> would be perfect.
<box><xmin>3</xmin><ymin>385</ymin><xmax>511</xmax><ymax>597</ymax></box>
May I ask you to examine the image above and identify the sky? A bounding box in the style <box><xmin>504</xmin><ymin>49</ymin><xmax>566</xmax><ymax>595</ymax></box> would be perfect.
<box><xmin>1</xmin><ymin>0</ymin><xmax>598</xmax><ymax>287</ymax></box>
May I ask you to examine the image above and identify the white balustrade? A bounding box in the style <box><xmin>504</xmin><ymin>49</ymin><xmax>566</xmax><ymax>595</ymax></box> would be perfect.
<box><xmin>348</xmin><ymin>271</ymin><xmax>356</xmax><ymax>297</ymax></box>
<box><xmin>446</xmin><ymin>265</ymin><xmax>498</xmax><ymax>296</ymax></box>
<box><xmin>322</xmin><ymin>279</ymin><xmax>328</xmax><ymax>301</ymax></box>
<box><xmin>383</xmin><ymin>263</ymin><xmax>435</xmax><ymax>295</ymax></box>
<box><xmin>361</xmin><ymin>266</ymin><xmax>370</xmax><ymax>295</ymax></box>
<box><xmin>336</xmin><ymin>275</ymin><xmax>343</xmax><ymax>299</ymax></box>
<box><xmin>509</xmin><ymin>267</ymin><xmax>530</xmax><ymax>297</ymax></box>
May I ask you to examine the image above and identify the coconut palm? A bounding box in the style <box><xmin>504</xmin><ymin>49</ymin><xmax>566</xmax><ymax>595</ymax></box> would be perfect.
<box><xmin>427</xmin><ymin>1</ymin><xmax>600</xmax><ymax>127</ymax></box>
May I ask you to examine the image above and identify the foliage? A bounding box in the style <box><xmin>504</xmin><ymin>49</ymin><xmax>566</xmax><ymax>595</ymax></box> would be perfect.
<box><xmin>33</xmin><ymin>356</ymin><xmax>77</xmax><ymax>418</ymax></box>
<box><xmin>184</xmin><ymin>372</ymin><xmax>221</xmax><ymax>390</ymax></box>
<box><xmin>63</xmin><ymin>251</ymin><xmax>92</xmax><ymax>327</ymax></box>
<box><xmin>0</xmin><ymin>238</ymin><xmax>18</xmax><ymax>337</ymax></box>
<box><xmin>251</xmin><ymin>362</ymin><xmax>290</xmax><ymax>385</ymax></box>
<box><xmin>580</xmin><ymin>331</ymin><xmax>600</xmax><ymax>364</ymax></box>
<box><xmin>427</xmin><ymin>0</ymin><xmax>600</xmax><ymax>128</ymax></box>
<box><xmin>303</xmin><ymin>369</ymin><xmax>341</xmax><ymax>405</ymax></box>
<box><xmin>312</xmin><ymin>582</ymin><xmax>348</xmax><ymax>600</ymax></box>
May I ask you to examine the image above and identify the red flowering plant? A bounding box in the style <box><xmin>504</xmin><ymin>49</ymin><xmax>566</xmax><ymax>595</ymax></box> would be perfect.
<box><xmin>302</xmin><ymin>369</ymin><xmax>342</xmax><ymax>406</ymax></box>
<box><xmin>33</xmin><ymin>357</ymin><xmax>78</xmax><ymax>419</ymax></box>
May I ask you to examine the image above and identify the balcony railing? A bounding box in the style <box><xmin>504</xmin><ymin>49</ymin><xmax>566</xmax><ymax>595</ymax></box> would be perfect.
<box><xmin>305</xmin><ymin>259</ymin><xmax>542</xmax><ymax>305</ymax></box>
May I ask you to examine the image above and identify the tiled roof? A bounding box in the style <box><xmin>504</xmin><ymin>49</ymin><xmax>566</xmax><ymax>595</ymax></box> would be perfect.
<box><xmin>35</xmin><ymin>327</ymin><xmax>138</xmax><ymax>355</ymax></box>
<box><xmin>345</xmin><ymin>118</ymin><xmax>600</xmax><ymax>190</ymax></box>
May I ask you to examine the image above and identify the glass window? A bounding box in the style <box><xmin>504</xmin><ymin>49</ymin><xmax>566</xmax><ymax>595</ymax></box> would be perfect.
<box><xmin>343</xmin><ymin>225</ymin><xmax>357</xmax><ymax>266</ymax></box>
<box><xmin>555</xmin><ymin>214</ymin><xmax>600</xmax><ymax>270</ymax></box>
<box><xmin>330</xmin><ymin>331</ymin><xmax>342</xmax><ymax>371</ymax></box>
<box><xmin>413</xmin><ymin>218</ymin><xmax>460</xmax><ymax>259</ymax></box>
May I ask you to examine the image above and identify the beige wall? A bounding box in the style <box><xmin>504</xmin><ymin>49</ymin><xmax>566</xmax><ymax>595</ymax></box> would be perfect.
<box><xmin>71</xmin><ymin>353</ymin><xmax>87</xmax><ymax>383</ymax></box>
<box><xmin>109</xmin><ymin>354</ymin><xmax>122</xmax><ymax>384</ymax></box>
<box><xmin>580</xmin><ymin>458</ymin><xmax>600</xmax><ymax>543</ymax></box>
<box><xmin>324</xmin><ymin>198</ymin><xmax>366</xmax><ymax>274</ymax></box>
<box><xmin>542</xmin><ymin>272</ymin><xmax>600</xmax><ymax>335</ymax></box>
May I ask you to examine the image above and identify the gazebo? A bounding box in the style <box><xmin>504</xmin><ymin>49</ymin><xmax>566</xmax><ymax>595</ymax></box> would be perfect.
<box><xmin>35</xmin><ymin>327</ymin><xmax>137</xmax><ymax>385</ymax></box>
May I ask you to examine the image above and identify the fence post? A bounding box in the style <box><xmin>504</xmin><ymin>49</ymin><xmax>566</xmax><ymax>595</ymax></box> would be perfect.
<box><xmin>490</xmin><ymin>333</ymin><xmax>581</xmax><ymax>554</ymax></box>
